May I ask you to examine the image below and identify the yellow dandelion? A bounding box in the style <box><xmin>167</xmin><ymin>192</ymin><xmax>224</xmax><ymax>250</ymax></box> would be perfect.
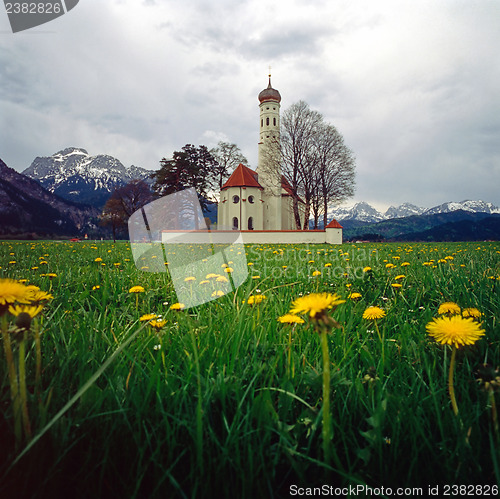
<box><xmin>246</xmin><ymin>295</ymin><xmax>266</xmax><ymax>305</ymax></box>
<box><xmin>0</xmin><ymin>279</ymin><xmax>37</xmax><ymax>306</ymax></box>
<box><xmin>216</xmin><ymin>276</ymin><xmax>228</xmax><ymax>283</ymax></box>
<box><xmin>348</xmin><ymin>292</ymin><xmax>362</xmax><ymax>300</ymax></box>
<box><xmin>462</xmin><ymin>307</ymin><xmax>482</xmax><ymax>319</ymax></box>
<box><xmin>426</xmin><ymin>315</ymin><xmax>485</xmax><ymax>349</ymax></box>
<box><xmin>438</xmin><ymin>302</ymin><xmax>461</xmax><ymax>316</ymax></box>
<box><xmin>184</xmin><ymin>276</ymin><xmax>196</xmax><ymax>282</ymax></box>
<box><xmin>206</xmin><ymin>273</ymin><xmax>219</xmax><ymax>279</ymax></box>
<box><xmin>312</xmin><ymin>270</ymin><xmax>321</xmax><ymax>277</ymax></box>
<box><xmin>28</xmin><ymin>289</ymin><xmax>53</xmax><ymax>303</ymax></box>
<box><xmin>363</xmin><ymin>266</ymin><xmax>372</xmax><ymax>273</ymax></box>
<box><xmin>199</xmin><ymin>280</ymin><xmax>210</xmax><ymax>285</ymax></box>
<box><xmin>95</xmin><ymin>257</ymin><xmax>103</xmax><ymax>262</ymax></box>
<box><xmin>170</xmin><ymin>303</ymin><xmax>185</xmax><ymax>310</ymax></box>
<box><xmin>290</xmin><ymin>292</ymin><xmax>345</xmax><ymax>319</ymax></box>
<box><xmin>211</xmin><ymin>290</ymin><xmax>224</xmax><ymax>298</ymax></box>
<box><xmin>394</xmin><ymin>275</ymin><xmax>406</xmax><ymax>280</ymax></box>
<box><xmin>8</xmin><ymin>304</ymin><xmax>44</xmax><ymax>318</ymax></box>
<box><xmin>324</xmin><ymin>263</ymin><xmax>332</xmax><ymax>267</ymax></box>
<box><xmin>92</xmin><ymin>285</ymin><xmax>100</xmax><ymax>291</ymax></box>
<box><xmin>391</xmin><ymin>283</ymin><xmax>402</xmax><ymax>288</ymax></box>
<box><xmin>140</xmin><ymin>313</ymin><xmax>157</xmax><ymax>322</ymax></box>
<box><xmin>278</xmin><ymin>314</ymin><xmax>305</xmax><ymax>324</ymax></box>
<box><xmin>224</xmin><ymin>267</ymin><xmax>234</xmax><ymax>273</ymax></box>
<box><xmin>129</xmin><ymin>286</ymin><xmax>145</xmax><ymax>293</ymax></box>
<box><xmin>149</xmin><ymin>319</ymin><xmax>167</xmax><ymax>329</ymax></box>
<box><xmin>362</xmin><ymin>306</ymin><xmax>386</xmax><ymax>320</ymax></box>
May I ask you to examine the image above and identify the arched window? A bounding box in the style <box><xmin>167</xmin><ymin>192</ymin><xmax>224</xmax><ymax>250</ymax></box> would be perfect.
<box><xmin>273</xmin><ymin>117</ymin><xmax>276</xmax><ymax>126</ymax></box>
<box><xmin>248</xmin><ymin>195</ymin><xmax>254</xmax><ymax>204</ymax></box>
<box><xmin>261</xmin><ymin>119</ymin><xmax>263</xmax><ymax>127</ymax></box>
<box><xmin>266</xmin><ymin>117</ymin><xmax>269</xmax><ymax>126</ymax></box>
<box><xmin>248</xmin><ymin>217</ymin><xmax>254</xmax><ymax>230</ymax></box>
<box><xmin>232</xmin><ymin>217</ymin><xmax>238</xmax><ymax>230</ymax></box>
<box><xmin>232</xmin><ymin>195</ymin><xmax>240</xmax><ymax>204</ymax></box>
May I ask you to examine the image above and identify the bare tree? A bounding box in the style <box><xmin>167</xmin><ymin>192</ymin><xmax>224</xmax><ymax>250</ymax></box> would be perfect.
<box><xmin>209</xmin><ymin>141</ymin><xmax>248</xmax><ymax>192</ymax></box>
<box><xmin>309</xmin><ymin>123</ymin><xmax>356</xmax><ymax>228</ymax></box>
<box><xmin>100</xmin><ymin>197</ymin><xmax>127</xmax><ymax>242</ymax></box>
<box><xmin>277</xmin><ymin>101</ymin><xmax>322</xmax><ymax>229</ymax></box>
<box><xmin>263</xmin><ymin>101</ymin><xmax>355</xmax><ymax>230</ymax></box>
<box><xmin>100</xmin><ymin>179</ymin><xmax>153</xmax><ymax>241</ymax></box>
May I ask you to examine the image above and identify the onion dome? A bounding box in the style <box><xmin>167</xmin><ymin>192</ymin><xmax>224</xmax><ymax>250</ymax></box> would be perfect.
<box><xmin>258</xmin><ymin>77</ymin><xmax>281</xmax><ymax>103</ymax></box>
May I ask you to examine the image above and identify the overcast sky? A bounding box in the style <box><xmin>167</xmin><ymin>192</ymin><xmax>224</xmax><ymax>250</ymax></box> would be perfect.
<box><xmin>1</xmin><ymin>0</ymin><xmax>499</xmax><ymax>211</ymax></box>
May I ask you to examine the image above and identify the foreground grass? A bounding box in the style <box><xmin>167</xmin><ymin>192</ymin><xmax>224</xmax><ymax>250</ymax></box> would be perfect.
<box><xmin>0</xmin><ymin>240</ymin><xmax>499</xmax><ymax>498</ymax></box>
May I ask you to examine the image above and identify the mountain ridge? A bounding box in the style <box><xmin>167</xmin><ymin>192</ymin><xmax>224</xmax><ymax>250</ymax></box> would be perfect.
<box><xmin>23</xmin><ymin>147</ymin><xmax>152</xmax><ymax>208</ymax></box>
<box><xmin>330</xmin><ymin>199</ymin><xmax>500</xmax><ymax>223</ymax></box>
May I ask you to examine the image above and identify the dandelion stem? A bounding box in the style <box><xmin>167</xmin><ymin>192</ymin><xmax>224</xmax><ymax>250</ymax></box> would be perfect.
<box><xmin>18</xmin><ymin>331</ymin><xmax>32</xmax><ymax>441</ymax></box>
<box><xmin>320</xmin><ymin>330</ymin><xmax>332</xmax><ymax>465</ymax></box>
<box><xmin>189</xmin><ymin>329</ymin><xmax>203</xmax><ymax>473</ymax></box>
<box><xmin>489</xmin><ymin>389</ymin><xmax>499</xmax><ymax>441</ymax></box>
<box><xmin>34</xmin><ymin>319</ymin><xmax>42</xmax><ymax>399</ymax></box>
<box><xmin>1</xmin><ymin>317</ymin><xmax>22</xmax><ymax>447</ymax></box>
<box><xmin>448</xmin><ymin>346</ymin><xmax>459</xmax><ymax>416</ymax></box>
<box><xmin>374</xmin><ymin>319</ymin><xmax>384</xmax><ymax>369</ymax></box>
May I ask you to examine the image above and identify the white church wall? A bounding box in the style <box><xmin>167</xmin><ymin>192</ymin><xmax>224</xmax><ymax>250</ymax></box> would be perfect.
<box><xmin>162</xmin><ymin>228</ymin><xmax>342</xmax><ymax>245</ymax></box>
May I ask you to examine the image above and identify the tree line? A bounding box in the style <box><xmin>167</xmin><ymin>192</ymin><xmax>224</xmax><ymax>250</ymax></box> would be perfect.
<box><xmin>100</xmin><ymin>100</ymin><xmax>355</xmax><ymax>237</ymax></box>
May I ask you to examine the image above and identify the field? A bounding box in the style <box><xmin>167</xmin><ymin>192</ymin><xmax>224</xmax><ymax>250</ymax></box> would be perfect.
<box><xmin>1</xmin><ymin>239</ymin><xmax>499</xmax><ymax>498</ymax></box>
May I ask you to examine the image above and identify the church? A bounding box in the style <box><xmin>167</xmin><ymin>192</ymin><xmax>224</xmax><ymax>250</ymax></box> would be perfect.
<box><xmin>217</xmin><ymin>76</ymin><xmax>307</xmax><ymax>231</ymax></box>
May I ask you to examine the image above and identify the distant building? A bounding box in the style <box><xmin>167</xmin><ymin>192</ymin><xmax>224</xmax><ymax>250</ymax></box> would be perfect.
<box><xmin>217</xmin><ymin>76</ymin><xmax>307</xmax><ymax>231</ymax></box>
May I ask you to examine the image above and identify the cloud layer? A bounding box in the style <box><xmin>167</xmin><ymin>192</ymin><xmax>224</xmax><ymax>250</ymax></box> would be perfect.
<box><xmin>1</xmin><ymin>0</ymin><xmax>499</xmax><ymax>210</ymax></box>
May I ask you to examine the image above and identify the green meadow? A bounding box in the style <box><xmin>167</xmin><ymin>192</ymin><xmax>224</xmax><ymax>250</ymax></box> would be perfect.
<box><xmin>1</xmin><ymin>240</ymin><xmax>499</xmax><ymax>498</ymax></box>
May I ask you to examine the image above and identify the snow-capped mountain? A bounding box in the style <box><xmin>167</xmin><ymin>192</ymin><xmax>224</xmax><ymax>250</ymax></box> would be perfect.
<box><xmin>330</xmin><ymin>200</ymin><xmax>500</xmax><ymax>223</ymax></box>
<box><xmin>23</xmin><ymin>147</ymin><xmax>152</xmax><ymax>208</ymax></box>
<box><xmin>423</xmin><ymin>200</ymin><xmax>500</xmax><ymax>216</ymax></box>
<box><xmin>330</xmin><ymin>202</ymin><xmax>386</xmax><ymax>223</ymax></box>
<box><xmin>385</xmin><ymin>203</ymin><xmax>426</xmax><ymax>219</ymax></box>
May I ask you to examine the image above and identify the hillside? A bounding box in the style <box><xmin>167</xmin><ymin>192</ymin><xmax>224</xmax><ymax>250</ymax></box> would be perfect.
<box><xmin>343</xmin><ymin>211</ymin><xmax>500</xmax><ymax>242</ymax></box>
<box><xmin>0</xmin><ymin>158</ymin><xmax>100</xmax><ymax>238</ymax></box>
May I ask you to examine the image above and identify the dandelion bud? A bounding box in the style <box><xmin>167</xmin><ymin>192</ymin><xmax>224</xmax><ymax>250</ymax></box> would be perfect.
<box><xmin>15</xmin><ymin>312</ymin><xmax>32</xmax><ymax>330</ymax></box>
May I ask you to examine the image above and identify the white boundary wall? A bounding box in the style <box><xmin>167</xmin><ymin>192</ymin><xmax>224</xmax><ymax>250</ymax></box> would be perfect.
<box><xmin>162</xmin><ymin>228</ymin><xmax>342</xmax><ymax>245</ymax></box>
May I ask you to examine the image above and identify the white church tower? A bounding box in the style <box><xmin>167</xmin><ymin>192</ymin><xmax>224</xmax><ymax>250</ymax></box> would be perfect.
<box><xmin>256</xmin><ymin>74</ymin><xmax>282</xmax><ymax>230</ymax></box>
<box><xmin>217</xmin><ymin>74</ymin><xmax>307</xmax><ymax>231</ymax></box>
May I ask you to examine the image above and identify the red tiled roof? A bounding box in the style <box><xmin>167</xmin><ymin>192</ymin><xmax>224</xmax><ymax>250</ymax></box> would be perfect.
<box><xmin>221</xmin><ymin>164</ymin><xmax>304</xmax><ymax>204</ymax></box>
<box><xmin>221</xmin><ymin>164</ymin><xmax>263</xmax><ymax>190</ymax></box>
<box><xmin>325</xmin><ymin>219</ymin><xmax>343</xmax><ymax>229</ymax></box>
